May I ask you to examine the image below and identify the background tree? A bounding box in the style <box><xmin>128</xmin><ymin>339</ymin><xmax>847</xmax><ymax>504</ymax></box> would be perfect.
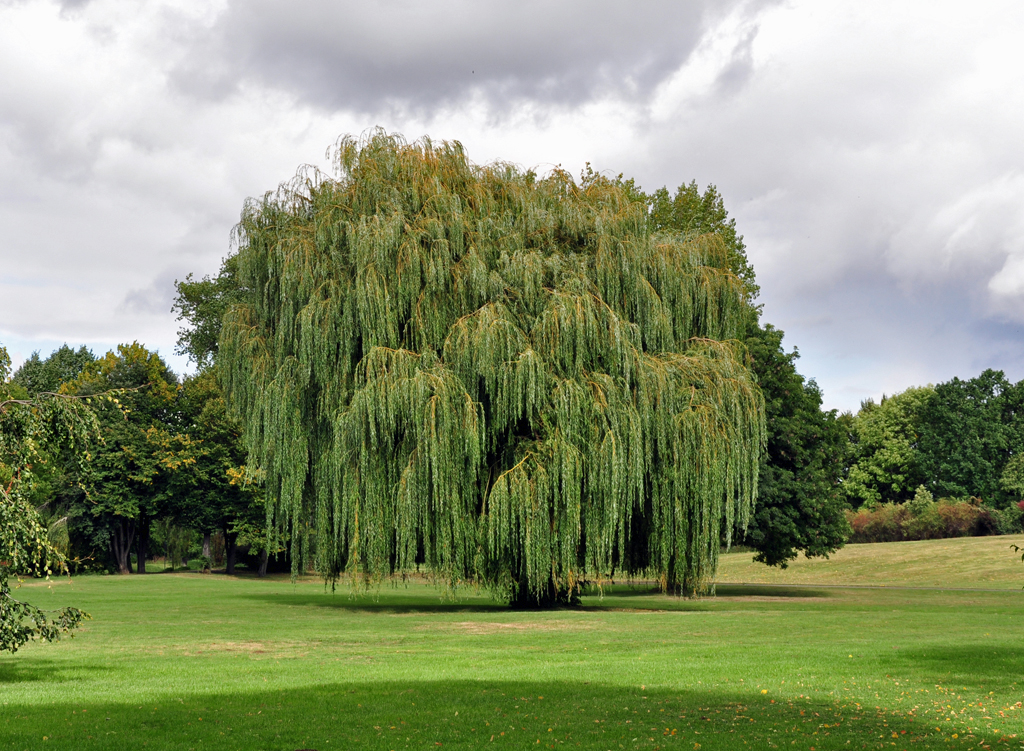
<box><xmin>917</xmin><ymin>370</ymin><xmax>1024</xmax><ymax>506</ymax></box>
<box><xmin>1</xmin><ymin>343</ymin><xmax>92</xmax><ymax>653</ymax></box>
<box><xmin>219</xmin><ymin>132</ymin><xmax>765</xmax><ymax>603</ymax></box>
<box><xmin>843</xmin><ymin>386</ymin><xmax>933</xmax><ymax>506</ymax></box>
<box><xmin>65</xmin><ymin>343</ymin><xmax>183</xmax><ymax>574</ymax></box>
<box><xmin>740</xmin><ymin>323</ymin><xmax>850</xmax><ymax>565</ymax></box>
<box><xmin>173</xmin><ymin>370</ymin><xmax>264</xmax><ymax>574</ymax></box>
<box><xmin>649</xmin><ymin>181</ymin><xmax>758</xmax><ymax>301</ymax></box>
<box><xmin>8</xmin><ymin>345</ymin><xmax>98</xmax><ymax>534</ymax></box>
<box><xmin>12</xmin><ymin>345</ymin><xmax>95</xmax><ymax>395</ymax></box>
<box><xmin>174</xmin><ymin>266</ymin><xmax>274</xmax><ymax>575</ymax></box>
<box><xmin>172</xmin><ymin>255</ymin><xmax>243</xmax><ymax>370</ymax></box>
<box><xmin>647</xmin><ymin>179</ymin><xmax>848</xmax><ymax>565</ymax></box>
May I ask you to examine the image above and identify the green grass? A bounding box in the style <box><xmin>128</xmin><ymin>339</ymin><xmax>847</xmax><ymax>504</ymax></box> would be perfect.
<box><xmin>3</xmin><ymin>537</ymin><xmax>1023</xmax><ymax>751</ymax></box>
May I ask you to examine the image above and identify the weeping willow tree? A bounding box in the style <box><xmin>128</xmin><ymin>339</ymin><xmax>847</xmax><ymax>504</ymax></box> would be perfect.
<box><xmin>220</xmin><ymin>131</ymin><xmax>764</xmax><ymax>604</ymax></box>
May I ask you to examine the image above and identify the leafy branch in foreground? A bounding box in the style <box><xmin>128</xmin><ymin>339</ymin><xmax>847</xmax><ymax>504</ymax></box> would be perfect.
<box><xmin>220</xmin><ymin>131</ymin><xmax>765</xmax><ymax>604</ymax></box>
<box><xmin>0</xmin><ymin>492</ymin><xmax>88</xmax><ymax>653</ymax></box>
<box><xmin>0</xmin><ymin>344</ymin><xmax>110</xmax><ymax>652</ymax></box>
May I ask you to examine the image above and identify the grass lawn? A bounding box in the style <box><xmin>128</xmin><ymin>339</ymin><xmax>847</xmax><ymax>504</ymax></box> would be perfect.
<box><xmin>3</xmin><ymin>537</ymin><xmax>1023</xmax><ymax>751</ymax></box>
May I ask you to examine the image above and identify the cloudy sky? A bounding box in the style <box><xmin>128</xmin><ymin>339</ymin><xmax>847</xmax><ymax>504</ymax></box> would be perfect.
<box><xmin>2</xmin><ymin>0</ymin><xmax>1022</xmax><ymax>411</ymax></box>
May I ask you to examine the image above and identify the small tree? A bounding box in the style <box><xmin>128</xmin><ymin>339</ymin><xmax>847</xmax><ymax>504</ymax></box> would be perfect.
<box><xmin>1001</xmin><ymin>454</ymin><xmax>1024</xmax><ymax>499</ymax></box>
<box><xmin>219</xmin><ymin>132</ymin><xmax>764</xmax><ymax>603</ymax></box>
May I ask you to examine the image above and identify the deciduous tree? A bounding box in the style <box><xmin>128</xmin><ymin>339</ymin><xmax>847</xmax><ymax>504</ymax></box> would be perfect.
<box><xmin>917</xmin><ymin>370</ymin><xmax>1024</xmax><ymax>506</ymax></box>
<box><xmin>12</xmin><ymin>345</ymin><xmax>95</xmax><ymax>396</ymax></box>
<box><xmin>740</xmin><ymin>323</ymin><xmax>850</xmax><ymax>566</ymax></box>
<box><xmin>65</xmin><ymin>343</ymin><xmax>184</xmax><ymax>574</ymax></box>
<box><xmin>173</xmin><ymin>369</ymin><xmax>262</xmax><ymax>574</ymax></box>
<box><xmin>844</xmin><ymin>386</ymin><xmax>932</xmax><ymax>506</ymax></box>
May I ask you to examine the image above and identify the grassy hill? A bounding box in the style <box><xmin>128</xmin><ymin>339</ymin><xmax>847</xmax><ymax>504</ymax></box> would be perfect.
<box><xmin>719</xmin><ymin>533</ymin><xmax>1024</xmax><ymax>589</ymax></box>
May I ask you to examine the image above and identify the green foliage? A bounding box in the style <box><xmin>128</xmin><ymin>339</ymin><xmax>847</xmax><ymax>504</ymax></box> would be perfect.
<box><xmin>64</xmin><ymin>343</ymin><xmax>185</xmax><ymax>574</ymax></box>
<box><xmin>3</xmin><ymin>346</ymin><xmax>98</xmax><ymax>519</ymax></box>
<box><xmin>905</xmin><ymin>484</ymin><xmax>934</xmax><ymax>516</ymax></box>
<box><xmin>1001</xmin><ymin>453</ymin><xmax>1024</xmax><ymax>497</ymax></box>
<box><xmin>11</xmin><ymin>344</ymin><xmax>95</xmax><ymax>395</ymax></box>
<box><xmin>844</xmin><ymin>386</ymin><xmax>933</xmax><ymax>506</ymax></box>
<box><xmin>173</xmin><ymin>255</ymin><xmax>243</xmax><ymax>370</ymax></box>
<box><xmin>220</xmin><ymin>131</ymin><xmax>765</xmax><ymax>601</ymax></box>
<box><xmin>648</xmin><ymin>180</ymin><xmax>759</xmax><ymax>301</ymax></box>
<box><xmin>990</xmin><ymin>503</ymin><xmax>1024</xmax><ymax>536</ymax></box>
<box><xmin>844</xmin><ymin>371</ymin><xmax>1024</xmax><ymax>510</ymax></box>
<box><xmin>918</xmin><ymin>370</ymin><xmax>1024</xmax><ymax>505</ymax></box>
<box><xmin>739</xmin><ymin>322</ymin><xmax>850</xmax><ymax>566</ymax></box>
<box><xmin>1</xmin><ymin>343</ymin><xmax>95</xmax><ymax>653</ymax></box>
<box><xmin>150</xmin><ymin>520</ymin><xmax>195</xmax><ymax>570</ymax></box>
<box><xmin>173</xmin><ymin>369</ymin><xmax>264</xmax><ymax>572</ymax></box>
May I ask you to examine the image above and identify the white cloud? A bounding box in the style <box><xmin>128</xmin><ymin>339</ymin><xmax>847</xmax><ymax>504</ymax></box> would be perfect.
<box><xmin>1</xmin><ymin>0</ymin><xmax>1023</xmax><ymax>411</ymax></box>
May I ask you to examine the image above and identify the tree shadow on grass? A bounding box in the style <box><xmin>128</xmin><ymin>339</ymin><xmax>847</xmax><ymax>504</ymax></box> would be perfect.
<box><xmin>241</xmin><ymin>591</ymin><xmax>511</xmax><ymax>614</ymax></box>
<box><xmin>0</xmin><ymin>655</ymin><xmax>113</xmax><ymax>685</ymax></box>
<box><xmin>581</xmin><ymin>583</ymin><xmax>830</xmax><ymax>599</ymax></box>
<box><xmin>242</xmin><ymin>590</ymin><xmax>720</xmax><ymax>615</ymax></box>
<box><xmin>714</xmin><ymin>584</ymin><xmax>832</xmax><ymax>598</ymax></box>
<box><xmin>0</xmin><ymin>678</ymin><xmax>993</xmax><ymax>751</ymax></box>
<box><xmin>886</xmin><ymin>643</ymin><xmax>1024</xmax><ymax>689</ymax></box>
<box><xmin>240</xmin><ymin>577</ymin><xmax>823</xmax><ymax>615</ymax></box>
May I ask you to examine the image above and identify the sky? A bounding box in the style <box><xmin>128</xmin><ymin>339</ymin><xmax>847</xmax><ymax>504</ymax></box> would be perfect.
<box><xmin>1</xmin><ymin>0</ymin><xmax>1022</xmax><ymax>412</ymax></box>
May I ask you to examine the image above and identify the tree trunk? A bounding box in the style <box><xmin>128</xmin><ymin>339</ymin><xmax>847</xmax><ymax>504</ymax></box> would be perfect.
<box><xmin>136</xmin><ymin>516</ymin><xmax>150</xmax><ymax>574</ymax></box>
<box><xmin>202</xmin><ymin>532</ymin><xmax>211</xmax><ymax>559</ymax></box>
<box><xmin>110</xmin><ymin>519</ymin><xmax>136</xmax><ymax>575</ymax></box>
<box><xmin>224</xmin><ymin>529</ymin><xmax>238</xmax><ymax>574</ymax></box>
<box><xmin>257</xmin><ymin>548</ymin><xmax>269</xmax><ymax>578</ymax></box>
<box><xmin>508</xmin><ymin>577</ymin><xmax>580</xmax><ymax>609</ymax></box>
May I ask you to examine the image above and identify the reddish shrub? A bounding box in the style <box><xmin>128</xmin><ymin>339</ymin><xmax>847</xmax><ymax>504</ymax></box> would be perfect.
<box><xmin>846</xmin><ymin>504</ymin><xmax>911</xmax><ymax>543</ymax></box>
<box><xmin>846</xmin><ymin>500</ymin><xmax>998</xmax><ymax>543</ymax></box>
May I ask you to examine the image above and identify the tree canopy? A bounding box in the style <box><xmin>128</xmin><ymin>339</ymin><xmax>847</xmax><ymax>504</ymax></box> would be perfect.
<box><xmin>844</xmin><ymin>386</ymin><xmax>933</xmax><ymax>506</ymax></box>
<box><xmin>173</xmin><ymin>256</ymin><xmax>243</xmax><ymax>371</ymax></box>
<box><xmin>649</xmin><ymin>181</ymin><xmax>758</xmax><ymax>301</ymax></box>
<box><xmin>917</xmin><ymin>370</ymin><xmax>1024</xmax><ymax>505</ymax></box>
<box><xmin>64</xmin><ymin>343</ymin><xmax>185</xmax><ymax>574</ymax></box>
<box><xmin>844</xmin><ymin>371</ymin><xmax>1024</xmax><ymax>509</ymax></box>
<box><xmin>12</xmin><ymin>344</ymin><xmax>95</xmax><ymax>396</ymax></box>
<box><xmin>219</xmin><ymin>132</ymin><xmax>765</xmax><ymax>602</ymax></box>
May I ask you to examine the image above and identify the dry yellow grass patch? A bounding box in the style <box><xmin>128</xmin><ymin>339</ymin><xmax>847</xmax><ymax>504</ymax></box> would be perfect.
<box><xmin>168</xmin><ymin>640</ymin><xmax>314</xmax><ymax>658</ymax></box>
